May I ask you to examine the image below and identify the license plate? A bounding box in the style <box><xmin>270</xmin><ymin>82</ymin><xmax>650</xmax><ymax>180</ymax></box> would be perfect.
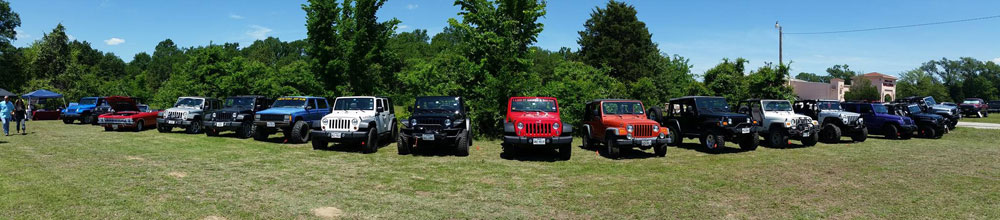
<box><xmin>216</xmin><ymin>122</ymin><xmax>225</xmax><ymax>127</ymax></box>
<box><xmin>532</xmin><ymin>138</ymin><xmax>546</xmax><ymax>145</ymax></box>
<box><xmin>266</xmin><ymin>122</ymin><xmax>275</xmax><ymax>127</ymax></box>
<box><xmin>422</xmin><ymin>134</ymin><xmax>435</xmax><ymax>141</ymax></box>
<box><xmin>330</xmin><ymin>132</ymin><xmax>342</xmax><ymax>138</ymax></box>
<box><xmin>741</xmin><ymin>128</ymin><xmax>750</xmax><ymax>134</ymax></box>
<box><xmin>168</xmin><ymin>120</ymin><xmax>176</xmax><ymax>124</ymax></box>
<box><xmin>112</xmin><ymin>125</ymin><xmax>118</xmax><ymax>129</ymax></box>
<box><xmin>803</xmin><ymin>132</ymin><xmax>810</xmax><ymax>137</ymax></box>
<box><xmin>641</xmin><ymin>140</ymin><xmax>652</xmax><ymax>146</ymax></box>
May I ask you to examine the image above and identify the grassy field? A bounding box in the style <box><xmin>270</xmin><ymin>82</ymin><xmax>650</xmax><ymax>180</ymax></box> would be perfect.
<box><xmin>2</xmin><ymin>121</ymin><xmax>999</xmax><ymax>219</ymax></box>
<box><xmin>960</xmin><ymin>114</ymin><xmax>1000</xmax><ymax>124</ymax></box>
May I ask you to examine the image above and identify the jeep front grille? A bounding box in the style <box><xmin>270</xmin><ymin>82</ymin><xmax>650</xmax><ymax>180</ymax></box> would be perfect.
<box><xmin>258</xmin><ymin>114</ymin><xmax>286</xmax><ymax>122</ymax></box>
<box><xmin>524</xmin><ymin>123</ymin><xmax>552</xmax><ymax>135</ymax></box>
<box><xmin>417</xmin><ymin>118</ymin><xmax>445</xmax><ymax>125</ymax></box>
<box><xmin>215</xmin><ymin>113</ymin><xmax>234</xmax><ymax>121</ymax></box>
<box><xmin>845</xmin><ymin>115</ymin><xmax>859</xmax><ymax>125</ymax></box>
<box><xmin>633</xmin><ymin>124</ymin><xmax>654</xmax><ymax>137</ymax></box>
<box><xmin>328</xmin><ymin>119</ymin><xmax>352</xmax><ymax>130</ymax></box>
<box><xmin>166</xmin><ymin>112</ymin><xmax>184</xmax><ymax>119</ymax></box>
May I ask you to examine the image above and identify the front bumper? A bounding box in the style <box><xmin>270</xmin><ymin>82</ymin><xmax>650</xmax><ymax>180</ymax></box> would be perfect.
<box><xmin>61</xmin><ymin>113</ymin><xmax>82</xmax><ymax>119</ymax></box>
<box><xmin>502</xmin><ymin>135</ymin><xmax>573</xmax><ymax>147</ymax></box>
<box><xmin>100</xmin><ymin>122</ymin><xmax>137</xmax><ymax>129</ymax></box>
<box><xmin>255</xmin><ymin>121</ymin><xmax>292</xmax><ymax>129</ymax></box>
<box><xmin>157</xmin><ymin>118</ymin><xmax>193</xmax><ymax>127</ymax></box>
<box><xmin>613</xmin><ymin>137</ymin><xmax>670</xmax><ymax>148</ymax></box>
<box><xmin>722</xmin><ymin>124</ymin><xmax>760</xmax><ymax>137</ymax></box>
<box><xmin>400</xmin><ymin>128</ymin><xmax>463</xmax><ymax>146</ymax></box>
<box><xmin>786</xmin><ymin>124</ymin><xmax>821</xmax><ymax>137</ymax></box>
<box><xmin>204</xmin><ymin>120</ymin><xmax>244</xmax><ymax>131</ymax></box>
<box><xmin>898</xmin><ymin>124</ymin><xmax>917</xmax><ymax>133</ymax></box>
<box><xmin>311</xmin><ymin>130</ymin><xmax>369</xmax><ymax>143</ymax></box>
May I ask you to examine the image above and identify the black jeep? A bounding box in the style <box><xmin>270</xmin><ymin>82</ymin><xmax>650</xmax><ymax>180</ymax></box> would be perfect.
<box><xmin>397</xmin><ymin>96</ymin><xmax>472</xmax><ymax>156</ymax></box>
<box><xmin>203</xmin><ymin>96</ymin><xmax>273</xmax><ymax>139</ymax></box>
<box><xmin>647</xmin><ymin>96</ymin><xmax>759</xmax><ymax>152</ymax></box>
<box><xmin>886</xmin><ymin>103</ymin><xmax>948</xmax><ymax>139</ymax></box>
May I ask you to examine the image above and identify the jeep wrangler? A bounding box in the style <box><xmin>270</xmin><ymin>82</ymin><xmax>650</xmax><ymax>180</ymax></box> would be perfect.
<box><xmin>398</xmin><ymin>96</ymin><xmax>472</xmax><ymax>156</ymax></box>
<box><xmin>253</xmin><ymin>96</ymin><xmax>330</xmax><ymax>144</ymax></box>
<box><xmin>793</xmin><ymin>100</ymin><xmax>867</xmax><ymax>143</ymax></box>
<box><xmin>988</xmin><ymin>100</ymin><xmax>1000</xmax><ymax>113</ymax></box>
<box><xmin>203</xmin><ymin>96</ymin><xmax>273</xmax><ymax>138</ymax></box>
<box><xmin>959</xmin><ymin>98</ymin><xmax>989</xmax><ymax>118</ymax></box>
<box><xmin>311</xmin><ymin>96</ymin><xmax>397</xmax><ymax>154</ymax></box>
<box><xmin>581</xmin><ymin>99</ymin><xmax>669</xmax><ymax>159</ymax></box>
<box><xmin>735</xmin><ymin>99</ymin><xmax>819</xmax><ymax>148</ymax></box>
<box><xmin>886</xmin><ymin>103</ymin><xmax>947</xmax><ymax>139</ymax></box>
<box><xmin>157</xmin><ymin>97</ymin><xmax>222</xmax><ymax>134</ymax></box>
<box><xmin>647</xmin><ymin>96</ymin><xmax>759</xmax><ymax>152</ymax></box>
<box><xmin>842</xmin><ymin>102</ymin><xmax>916</xmax><ymax>139</ymax></box>
<box><xmin>895</xmin><ymin>96</ymin><xmax>960</xmax><ymax>130</ymax></box>
<box><xmin>61</xmin><ymin>97</ymin><xmax>106</xmax><ymax>124</ymax></box>
<box><xmin>501</xmin><ymin>97</ymin><xmax>574</xmax><ymax>160</ymax></box>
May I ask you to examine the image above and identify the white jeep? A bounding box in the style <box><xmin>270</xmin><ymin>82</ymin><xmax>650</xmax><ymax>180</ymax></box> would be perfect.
<box><xmin>736</xmin><ymin>99</ymin><xmax>820</xmax><ymax>148</ymax></box>
<box><xmin>311</xmin><ymin>96</ymin><xmax>397</xmax><ymax>153</ymax></box>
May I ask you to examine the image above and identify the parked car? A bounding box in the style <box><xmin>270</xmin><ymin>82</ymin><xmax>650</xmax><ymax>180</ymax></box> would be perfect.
<box><xmin>60</xmin><ymin>97</ymin><xmax>106</xmax><ymax>124</ymax></box>
<box><xmin>735</xmin><ymin>99</ymin><xmax>819</xmax><ymax>148</ymax></box>
<box><xmin>157</xmin><ymin>97</ymin><xmax>222</xmax><ymax>134</ymax></box>
<box><xmin>311</xmin><ymin>96</ymin><xmax>397</xmax><ymax>153</ymax></box>
<box><xmin>203</xmin><ymin>96</ymin><xmax>273</xmax><ymax>138</ymax></box>
<box><xmin>97</xmin><ymin>96</ymin><xmax>161</xmax><ymax>132</ymax></box>
<box><xmin>501</xmin><ymin>97</ymin><xmax>573</xmax><ymax>160</ymax></box>
<box><xmin>959</xmin><ymin>98</ymin><xmax>989</xmax><ymax>118</ymax></box>
<box><xmin>895</xmin><ymin>96</ymin><xmax>960</xmax><ymax>129</ymax></box>
<box><xmin>397</xmin><ymin>96</ymin><xmax>472</xmax><ymax>156</ymax></box>
<box><xmin>647</xmin><ymin>96</ymin><xmax>758</xmax><ymax>152</ymax></box>
<box><xmin>842</xmin><ymin>102</ymin><xmax>916</xmax><ymax>139</ymax></box>
<box><xmin>581</xmin><ymin>99</ymin><xmax>668</xmax><ymax>159</ymax></box>
<box><xmin>886</xmin><ymin>103</ymin><xmax>947</xmax><ymax>139</ymax></box>
<box><xmin>254</xmin><ymin>96</ymin><xmax>330</xmax><ymax>143</ymax></box>
<box><xmin>792</xmin><ymin>99</ymin><xmax>867</xmax><ymax>143</ymax></box>
<box><xmin>988</xmin><ymin>100</ymin><xmax>1000</xmax><ymax>113</ymax></box>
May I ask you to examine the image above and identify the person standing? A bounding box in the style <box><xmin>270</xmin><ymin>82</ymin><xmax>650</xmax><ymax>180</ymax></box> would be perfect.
<box><xmin>0</xmin><ymin>96</ymin><xmax>12</xmax><ymax>136</ymax></box>
<box><xmin>14</xmin><ymin>98</ymin><xmax>26</xmax><ymax>135</ymax></box>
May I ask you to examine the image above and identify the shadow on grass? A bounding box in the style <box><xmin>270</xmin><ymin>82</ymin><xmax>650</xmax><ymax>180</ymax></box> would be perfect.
<box><xmin>499</xmin><ymin>147</ymin><xmax>564</xmax><ymax>162</ymax></box>
<box><xmin>673</xmin><ymin>143</ymin><xmax>749</xmax><ymax>154</ymax></box>
<box><xmin>575</xmin><ymin>143</ymin><xmax>659</xmax><ymax>160</ymax></box>
<box><xmin>0</xmin><ymin>140</ymin><xmax>7</xmax><ymax>144</ymax></box>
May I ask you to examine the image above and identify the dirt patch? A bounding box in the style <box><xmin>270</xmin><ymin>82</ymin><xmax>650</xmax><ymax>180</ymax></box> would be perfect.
<box><xmin>312</xmin><ymin>207</ymin><xmax>343</xmax><ymax>219</ymax></box>
<box><xmin>168</xmin><ymin>172</ymin><xmax>188</xmax><ymax>178</ymax></box>
<box><xmin>202</xmin><ymin>216</ymin><xmax>227</xmax><ymax>220</ymax></box>
<box><xmin>415</xmin><ymin>191</ymin><xmax>432</xmax><ymax>197</ymax></box>
<box><xmin>126</xmin><ymin>156</ymin><xmax>145</xmax><ymax>161</ymax></box>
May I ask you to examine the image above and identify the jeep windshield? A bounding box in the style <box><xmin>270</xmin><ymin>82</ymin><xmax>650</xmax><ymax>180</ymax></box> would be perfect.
<box><xmin>873</xmin><ymin>104</ymin><xmax>889</xmax><ymax>114</ymax></box>
<box><xmin>923</xmin><ymin>97</ymin><xmax>937</xmax><ymax>106</ymax></box>
<box><xmin>907</xmin><ymin>105</ymin><xmax>921</xmax><ymax>114</ymax></box>
<box><xmin>174</xmin><ymin>98</ymin><xmax>203</xmax><ymax>108</ymax></box>
<box><xmin>602</xmin><ymin>102</ymin><xmax>644</xmax><ymax>115</ymax></box>
<box><xmin>695</xmin><ymin>98</ymin><xmax>730</xmax><ymax>112</ymax></box>
<box><xmin>225</xmin><ymin>97</ymin><xmax>256</xmax><ymax>108</ymax></box>
<box><xmin>334</xmin><ymin>98</ymin><xmax>374</xmax><ymax>110</ymax></box>
<box><xmin>763</xmin><ymin>101</ymin><xmax>792</xmax><ymax>111</ymax></box>
<box><xmin>272</xmin><ymin>98</ymin><xmax>307</xmax><ymax>108</ymax></box>
<box><xmin>415</xmin><ymin>97</ymin><xmax>460</xmax><ymax>113</ymax></box>
<box><xmin>816</xmin><ymin>101</ymin><xmax>842</xmax><ymax>110</ymax></box>
<box><xmin>79</xmin><ymin>98</ymin><xmax>98</xmax><ymax>105</ymax></box>
<box><xmin>511</xmin><ymin>98</ymin><xmax>557</xmax><ymax>112</ymax></box>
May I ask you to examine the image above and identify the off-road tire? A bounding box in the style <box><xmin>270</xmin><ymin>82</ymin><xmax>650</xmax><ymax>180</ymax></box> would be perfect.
<box><xmin>157</xmin><ymin>125</ymin><xmax>170</xmax><ymax>133</ymax></box>
<box><xmin>768</xmin><ymin>128</ymin><xmax>789</xmax><ymax>148</ymax></box>
<box><xmin>391</xmin><ymin>122</ymin><xmax>398</xmax><ymax>142</ymax></box>
<box><xmin>254</xmin><ymin>128</ymin><xmax>269</xmax><ymax>141</ymax></box>
<box><xmin>739</xmin><ymin>132</ymin><xmax>759</xmax><ymax>151</ymax></box>
<box><xmin>82</xmin><ymin>114</ymin><xmax>94</xmax><ymax>124</ymax></box>
<box><xmin>802</xmin><ymin>130</ymin><xmax>819</xmax><ymax>146</ymax></box>
<box><xmin>288</xmin><ymin>120</ymin><xmax>311</xmax><ymax>144</ymax></box>
<box><xmin>581</xmin><ymin>128</ymin><xmax>594</xmax><ymax>150</ymax></box>
<box><xmin>397</xmin><ymin>135</ymin><xmax>411</xmax><ymax>155</ymax></box>
<box><xmin>205</xmin><ymin>128</ymin><xmax>219</xmax><ymax>136</ymax></box>
<box><xmin>62</xmin><ymin>119</ymin><xmax>74</xmax><ymax>124</ymax></box>
<box><xmin>312</xmin><ymin>138</ymin><xmax>328</xmax><ymax>150</ymax></box>
<box><xmin>653</xmin><ymin>143</ymin><xmax>667</xmax><ymax>157</ymax></box>
<box><xmin>700</xmin><ymin>132</ymin><xmax>724</xmax><ymax>152</ymax></box>
<box><xmin>820</xmin><ymin>124</ymin><xmax>841</xmax><ymax>143</ymax></box>
<box><xmin>455</xmin><ymin>131</ymin><xmax>470</xmax><ymax>157</ymax></box>
<box><xmin>186</xmin><ymin>120</ymin><xmax>203</xmax><ymax>134</ymax></box>
<box><xmin>558</xmin><ymin>144</ymin><xmax>572</xmax><ymax>160</ymax></box>
<box><xmin>362</xmin><ymin>128</ymin><xmax>378</xmax><ymax>154</ymax></box>
<box><xmin>667</xmin><ymin>125</ymin><xmax>681</xmax><ymax>146</ymax></box>
<box><xmin>919</xmin><ymin>125</ymin><xmax>936</xmax><ymax>139</ymax></box>
<box><xmin>851</xmin><ymin>127</ymin><xmax>868</xmax><ymax>142</ymax></box>
<box><xmin>900</xmin><ymin>129</ymin><xmax>913</xmax><ymax>139</ymax></box>
<box><xmin>948</xmin><ymin>120</ymin><xmax>957</xmax><ymax>130</ymax></box>
<box><xmin>104</xmin><ymin>126</ymin><xmax>113</xmax><ymax>131</ymax></box>
<box><xmin>237</xmin><ymin>121</ymin><xmax>254</xmax><ymax>139</ymax></box>
<box><xmin>604</xmin><ymin>138</ymin><xmax>620</xmax><ymax>159</ymax></box>
<box><xmin>884</xmin><ymin>124</ymin><xmax>899</xmax><ymax>139</ymax></box>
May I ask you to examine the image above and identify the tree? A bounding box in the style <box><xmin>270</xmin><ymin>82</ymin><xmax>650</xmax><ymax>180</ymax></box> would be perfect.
<box><xmin>794</xmin><ymin>72</ymin><xmax>831</xmax><ymax>83</ymax></box>
<box><xmin>826</xmin><ymin>64</ymin><xmax>856</xmax><ymax>85</ymax></box>
<box><xmin>844</xmin><ymin>78</ymin><xmax>880</xmax><ymax>101</ymax></box>
<box><xmin>896</xmin><ymin>69</ymin><xmax>949</xmax><ymax>101</ymax></box>
<box><xmin>577</xmin><ymin>0</ymin><xmax>659</xmax><ymax>82</ymax></box>
<box><xmin>747</xmin><ymin>63</ymin><xmax>795</xmax><ymax>100</ymax></box>
<box><xmin>0</xmin><ymin>0</ymin><xmax>19</xmax><ymax>47</ymax></box>
<box><xmin>703</xmin><ymin>58</ymin><xmax>749</xmax><ymax>102</ymax></box>
<box><xmin>147</xmin><ymin>39</ymin><xmax>186</xmax><ymax>91</ymax></box>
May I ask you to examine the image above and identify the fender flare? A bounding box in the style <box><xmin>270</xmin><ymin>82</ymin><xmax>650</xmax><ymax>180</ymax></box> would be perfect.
<box><xmin>504</xmin><ymin>122</ymin><xmax>515</xmax><ymax>134</ymax></box>
<box><xmin>665</xmin><ymin>119</ymin><xmax>682</xmax><ymax>134</ymax></box>
<box><xmin>582</xmin><ymin>124</ymin><xmax>592</xmax><ymax>139</ymax></box>
<box><xmin>561</xmin><ymin>124</ymin><xmax>573</xmax><ymax>135</ymax></box>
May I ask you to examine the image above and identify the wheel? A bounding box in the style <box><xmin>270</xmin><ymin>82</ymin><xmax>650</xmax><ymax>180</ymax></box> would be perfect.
<box><xmin>653</xmin><ymin>142</ymin><xmax>667</xmax><ymax>157</ymax></box>
<box><xmin>254</xmin><ymin>128</ymin><xmax>270</xmax><ymax>141</ymax></box>
<box><xmin>666</xmin><ymin>125</ymin><xmax>681</xmax><ymax>146</ymax></box>
<box><xmin>391</xmin><ymin>122</ymin><xmax>398</xmax><ymax>142</ymax></box>
<box><xmin>919</xmin><ymin>125</ymin><xmax>936</xmax><ymax>139</ymax></box>
<box><xmin>900</xmin><ymin>129</ymin><xmax>913</xmax><ymax>139</ymax></box>
<box><xmin>134</xmin><ymin>121</ymin><xmax>144</xmax><ymax>132</ymax></box>
<box><xmin>884</xmin><ymin>124</ymin><xmax>899</xmax><ymax>139</ymax></box>
<box><xmin>501</xmin><ymin>143</ymin><xmax>517</xmax><ymax>159</ymax></box>
<box><xmin>237</xmin><ymin>121</ymin><xmax>255</xmax><ymax>139</ymax></box>
<box><xmin>851</xmin><ymin>127</ymin><xmax>868</xmax><ymax>142</ymax></box>
<box><xmin>312</xmin><ymin>138</ymin><xmax>328</xmax><ymax>150</ymax></box>
<box><xmin>104</xmin><ymin>126</ymin><xmax>113</xmax><ymax>131</ymax></box>
<box><xmin>604</xmin><ymin>138</ymin><xmax>620</xmax><ymax>159</ymax></box>
<box><xmin>186</xmin><ymin>120</ymin><xmax>203</xmax><ymax>134</ymax></box>
<box><xmin>700</xmin><ymin>132</ymin><xmax>723</xmax><ymax>152</ymax></box>
<box><xmin>455</xmin><ymin>131</ymin><xmax>470</xmax><ymax>157</ymax></box>
<box><xmin>397</xmin><ymin>135</ymin><xmax>412</xmax><ymax>155</ymax></box>
<box><xmin>581</xmin><ymin>128</ymin><xmax>594</xmax><ymax>150</ymax></box>
<box><xmin>801</xmin><ymin>130</ymin><xmax>819</xmax><ymax>146</ymax></box>
<box><xmin>288</xmin><ymin>120</ymin><xmax>311</xmax><ymax>144</ymax></box>
<box><xmin>362</xmin><ymin>128</ymin><xmax>378</xmax><ymax>154</ymax></box>
<box><xmin>62</xmin><ymin>119</ymin><xmax>73</xmax><ymax>124</ymax></box>
<box><xmin>768</xmin><ymin>128</ymin><xmax>789</xmax><ymax>148</ymax></box>
<box><xmin>157</xmin><ymin>125</ymin><xmax>170</xmax><ymax>133</ymax></box>
<box><xmin>205</xmin><ymin>128</ymin><xmax>219</xmax><ymax>136</ymax></box>
<box><xmin>558</xmin><ymin>144</ymin><xmax>572</xmax><ymax>160</ymax></box>
<box><xmin>820</xmin><ymin>124</ymin><xmax>841</xmax><ymax>143</ymax></box>
<box><xmin>739</xmin><ymin>132</ymin><xmax>759</xmax><ymax>151</ymax></box>
<box><xmin>948</xmin><ymin>120</ymin><xmax>957</xmax><ymax>130</ymax></box>
<box><xmin>82</xmin><ymin>114</ymin><xmax>94</xmax><ymax>124</ymax></box>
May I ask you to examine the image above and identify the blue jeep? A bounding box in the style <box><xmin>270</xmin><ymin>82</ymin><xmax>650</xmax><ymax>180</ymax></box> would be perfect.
<box><xmin>61</xmin><ymin>97</ymin><xmax>106</xmax><ymax>124</ymax></box>
<box><xmin>842</xmin><ymin>102</ymin><xmax>917</xmax><ymax>139</ymax></box>
<box><xmin>253</xmin><ymin>96</ymin><xmax>330</xmax><ymax>143</ymax></box>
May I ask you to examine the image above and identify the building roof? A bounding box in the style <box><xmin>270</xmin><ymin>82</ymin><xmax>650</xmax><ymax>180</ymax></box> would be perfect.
<box><xmin>854</xmin><ymin>72</ymin><xmax>898</xmax><ymax>80</ymax></box>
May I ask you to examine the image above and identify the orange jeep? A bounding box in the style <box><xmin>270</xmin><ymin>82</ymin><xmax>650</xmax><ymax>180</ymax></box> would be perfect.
<box><xmin>581</xmin><ymin>99</ymin><xmax>669</xmax><ymax>159</ymax></box>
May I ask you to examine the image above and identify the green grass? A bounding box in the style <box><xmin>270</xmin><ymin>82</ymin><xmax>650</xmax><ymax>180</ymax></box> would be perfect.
<box><xmin>960</xmin><ymin>115</ymin><xmax>1000</xmax><ymax>124</ymax></box>
<box><xmin>2</xmin><ymin>121</ymin><xmax>999</xmax><ymax>219</ymax></box>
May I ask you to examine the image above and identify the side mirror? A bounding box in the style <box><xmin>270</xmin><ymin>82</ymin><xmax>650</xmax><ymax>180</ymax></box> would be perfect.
<box><xmin>377</xmin><ymin>106</ymin><xmax>385</xmax><ymax>112</ymax></box>
<box><xmin>306</xmin><ymin>106</ymin><xmax>314</xmax><ymax>110</ymax></box>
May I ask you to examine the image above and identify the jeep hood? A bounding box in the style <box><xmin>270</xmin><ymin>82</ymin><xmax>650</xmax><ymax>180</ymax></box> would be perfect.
<box><xmin>508</xmin><ymin>111</ymin><xmax>561</xmax><ymax>121</ymax></box>
<box><xmin>411</xmin><ymin>112</ymin><xmax>458</xmax><ymax>119</ymax></box>
<box><xmin>216</xmin><ymin>106</ymin><xmax>253</xmax><ymax>114</ymax></box>
<box><xmin>165</xmin><ymin>107</ymin><xmax>201</xmax><ymax>113</ymax></box>
<box><xmin>819</xmin><ymin>110</ymin><xmax>860</xmax><ymax>117</ymax></box>
<box><xmin>602</xmin><ymin>114</ymin><xmax>658</xmax><ymax>125</ymax></box>
<box><xmin>700</xmin><ymin>112</ymin><xmax>749</xmax><ymax>119</ymax></box>
<box><xmin>257</xmin><ymin>107</ymin><xmax>305</xmax><ymax>115</ymax></box>
<box><xmin>325</xmin><ymin>110</ymin><xmax>376</xmax><ymax>119</ymax></box>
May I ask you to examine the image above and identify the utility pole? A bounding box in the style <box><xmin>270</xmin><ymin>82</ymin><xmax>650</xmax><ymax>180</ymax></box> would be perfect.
<box><xmin>775</xmin><ymin>21</ymin><xmax>782</xmax><ymax>65</ymax></box>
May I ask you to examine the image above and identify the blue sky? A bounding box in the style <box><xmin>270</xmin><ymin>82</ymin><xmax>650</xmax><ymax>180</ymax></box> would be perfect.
<box><xmin>9</xmin><ymin>0</ymin><xmax>1000</xmax><ymax>77</ymax></box>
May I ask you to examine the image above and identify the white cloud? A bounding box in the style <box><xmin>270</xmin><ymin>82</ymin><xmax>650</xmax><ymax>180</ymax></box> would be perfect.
<box><xmin>104</xmin><ymin>37</ymin><xmax>125</xmax><ymax>45</ymax></box>
<box><xmin>406</xmin><ymin>4</ymin><xmax>418</xmax><ymax>10</ymax></box>
<box><xmin>14</xmin><ymin>28</ymin><xmax>30</xmax><ymax>39</ymax></box>
<box><xmin>993</xmin><ymin>57</ymin><xmax>1000</xmax><ymax>63</ymax></box>
<box><xmin>67</xmin><ymin>34</ymin><xmax>76</xmax><ymax>41</ymax></box>
<box><xmin>246</xmin><ymin>25</ymin><xmax>272</xmax><ymax>40</ymax></box>
<box><xmin>398</xmin><ymin>25</ymin><xmax>409</xmax><ymax>29</ymax></box>
<box><xmin>229</xmin><ymin>13</ymin><xmax>244</xmax><ymax>19</ymax></box>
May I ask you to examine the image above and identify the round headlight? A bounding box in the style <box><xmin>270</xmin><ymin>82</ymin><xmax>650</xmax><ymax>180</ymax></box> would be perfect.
<box><xmin>652</xmin><ymin>125</ymin><xmax>658</xmax><ymax>131</ymax></box>
<box><xmin>517</xmin><ymin>122</ymin><xmax>524</xmax><ymax>130</ymax></box>
<box><xmin>858</xmin><ymin>118</ymin><xmax>863</xmax><ymax>123</ymax></box>
<box><xmin>232</xmin><ymin>113</ymin><xmax>237</xmax><ymax>118</ymax></box>
<box><xmin>351</xmin><ymin>118</ymin><xmax>359</xmax><ymax>124</ymax></box>
<box><xmin>212</xmin><ymin>113</ymin><xmax>216</xmax><ymax>118</ymax></box>
<box><xmin>727</xmin><ymin>118</ymin><xmax>732</xmax><ymax>124</ymax></box>
<box><xmin>626</xmin><ymin>125</ymin><xmax>634</xmax><ymax>133</ymax></box>
<box><xmin>322</xmin><ymin>118</ymin><xmax>329</xmax><ymax>124</ymax></box>
<box><xmin>444</xmin><ymin>119</ymin><xmax>452</xmax><ymax>127</ymax></box>
<box><xmin>410</xmin><ymin>119</ymin><xmax>417</xmax><ymax>126</ymax></box>
<box><xmin>552</xmin><ymin>122</ymin><xmax>560</xmax><ymax>130</ymax></box>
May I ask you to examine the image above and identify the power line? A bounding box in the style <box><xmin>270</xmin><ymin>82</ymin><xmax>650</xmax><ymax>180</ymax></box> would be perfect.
<box><xmin>785</xmin><ymin>14</ymin><xmax>1000</xmax><ymax>35</ymax></box>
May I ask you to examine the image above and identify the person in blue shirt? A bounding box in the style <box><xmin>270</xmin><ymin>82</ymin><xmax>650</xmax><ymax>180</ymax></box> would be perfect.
<box><xmin>0</xmin><ymin>96</ymin><xmax>13</xmax><ymax>136</ymax></box>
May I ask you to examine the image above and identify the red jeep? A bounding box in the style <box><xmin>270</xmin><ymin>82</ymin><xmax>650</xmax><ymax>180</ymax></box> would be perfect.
<box><xmin>97</xmin><ymin>96</ymin><xmax>162</xmax><ymax>132</ymax></box>
<box><xmin>502</xmin><ymin>97</ymin><xmax>574</xmax><ymax>160</ymax></box>
<box><xmin>581</xmin><ymin>99</ymin><xmax>669</xmax><ymax>159</ymax></box>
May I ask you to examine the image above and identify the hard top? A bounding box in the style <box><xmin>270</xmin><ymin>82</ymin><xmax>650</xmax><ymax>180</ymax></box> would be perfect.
<box><xmin>796</xmin><ymin>99</ymin><xmax>840</xmax><ymax>102</ymax></box>
<box><xmin>227</xmin><ymin>95</ymin><xmax>268</xmax><ymax>99</ymax></box>
<box><xmin>741</xmin><ymin>99</ymin><xmax>789</xmax><ymax>102</ymax></box>
<box><xmin>336</xmin><ymin>96</ymin><xmax>389</xmax><ymax>99</ymax></box>
<box><xmin>178</xmin><ymin>96</ymin><xmax>217</xmax><ymax>100</ymax></box>
<box><xmin>416</xmin><ymin>96</ymin><xmax>460</xmax><ymax>99</ymax></box>
<box><xmin>586</xmin><ymin>99</ymin><xmax>640</xmax><ymax>104</ymax></box>
<box><xmin>510</xmin><ymin>96</ymin><xmax>556</xmax><ymax>100</ymax></box>
<box><xmin>279</xmin><ymin>96</ymin><xmax>325</xmax><ymax>99</ymax></box>
<box><xmin>669</xmin><ymin>96</ymin><xmax>724</xmax><ymax>102</ymax></box>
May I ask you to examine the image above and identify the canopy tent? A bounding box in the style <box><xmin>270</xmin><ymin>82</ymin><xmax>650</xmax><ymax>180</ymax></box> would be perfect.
<box><xmin>0</xmin><ymin>88</ymin><xmax>14</xmax><ymax>97</ymax></box>
<box><xmin>20</xmin><ymin>89</ymin><xmax>67</xmax><ymax>120</ymax></box>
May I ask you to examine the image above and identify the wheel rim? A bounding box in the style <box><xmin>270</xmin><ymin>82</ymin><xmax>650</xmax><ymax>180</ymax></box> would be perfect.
<box><xmin>137</xmin><ymin>122</ymin><xmax>143</xmax><ymax>131</ymax></box>
<box><xmin>192</xmin><ymin>121</ymin><xmax>201</xmax><ymax>133</ymax></box>
<box><xmin>706</xmin><ymin>134</ymin><xmax>716</xmax><ymax>149</ymax></box>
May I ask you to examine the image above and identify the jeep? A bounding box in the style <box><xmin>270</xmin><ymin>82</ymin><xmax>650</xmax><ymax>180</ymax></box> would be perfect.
<box><xmin>842</xmin><ymin>102</ymin><xmax>917</xmax><ymax>139</ymax></box>
<box><xmin>735</xmin><ymin>99</ymin><xmax>819</xmax><ymax>148</ymax></box>
<box><xmin>581</xmin><ymin>99</ymin><xmax>668</xmax><ymax>159</ymax></box>
<box><xmin>397</xmin><ymin>96</ymin><xmax>472</xmax><ymax>156</ymax></box>
<box><xmin>895</xmin><ymin>96</ymin><xmax>960</xmax><ymax>129</ymax></box>
<box><xmin>647</xmin><ymin>96</ymin><xmax>759</xmax><ymax>152</ymax></box>
<box><xmin>988</xmin><ymin>100</ymin><xmax>1000</xmax><ymax>113</ymax></box>
<box><xmin>501</xmin><ymin>97</ymin><xmax>574</xmax><ymax>160</ymax></box>
<box><xmin>157</xmin><ymin>97</ymin><xmax>222</xmax><ymax>134</ymax></box>
<box><xmin>253</xmin><ymin>96</ymin><xmax>331</xmax><ymax>144</ymax></box>
<box><xmin>97</xmin><ymin>96</ymin><xmax>161</xmax><ymax>132</ymax></box>
<box><xmin>793</xmin><ymin>100</ymin><xmax>867</xmax><ymax>143</ymax></box>
<box><xmin>959</xmin><ymin>98</ymin><xmax>989</xmax><ymax>118</ymax></box>
<box><xmin>61</xmin><ymin>97</ymin><xmax>106</xmax><ymax>124</ymax></box>
<box><xmin>203</xmin><ymin>96</ymin><xmax>273</xmax><ymax>139</ymax></box>
<box><xmin>886</xmin><ymin>103</ymin><xmax>947</xmax><ymax>139</ymax></box>
<box><xmin>311</xmin><ymin>96</ymin><xmax>397</xmax><ymax>153</ymax></box>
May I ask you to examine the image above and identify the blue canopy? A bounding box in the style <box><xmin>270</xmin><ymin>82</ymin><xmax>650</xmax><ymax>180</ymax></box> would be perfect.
<box><xmin>22</xmin><ymin>89</ymin><xmax>64</xmax><ymax>99</ymax></box>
